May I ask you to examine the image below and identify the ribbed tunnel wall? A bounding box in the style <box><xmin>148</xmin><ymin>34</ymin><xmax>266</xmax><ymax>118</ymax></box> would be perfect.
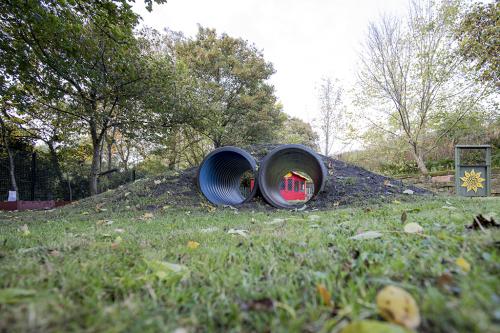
<box><xmin>197</xmin><ymin>147</ymin><xmax>258</xmax><ymax>206</ymax></box>
<box><xmin>258</xmin><ymin>144</ymin><xmax>326</xmax><ymax>209</ymax></box>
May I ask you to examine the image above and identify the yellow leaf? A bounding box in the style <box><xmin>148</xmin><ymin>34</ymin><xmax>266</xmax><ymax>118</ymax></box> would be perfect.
<box><xmin>142</xmin><ymin>212</ymin><xmax>153</xmax><ymax>220</ymax></box>
<box><xmin>340</xmin><ymin>320</ymin><xmax>412</xmax><ymax>333</ymax></box>
<box><xmin>393</xmin><ymin>200</ymin><xmax>401</xmax><ymax>204</ymax></box>
<box><xmin>316</xmin><ymin>284</ymin><xmax>332</xmax><ymax>305</ymax></box>
<box><xmin>455</xmin><ymin>257</ymin><xmax>471</xmax><ymax>272</ymax></box>
<box><xmin>376</xmin><ymin>285</ymin><xmax>420</xmax><ymax>329</ymax></box>
<box><xmin>187</xmin><ymin>241</ymin><xmax>200</xmax><ymax>249</ymax></box>
<box><xmin>19</xmin><ymin>224</ymin><xmax>30</xmax><ymax>236</ymax></box>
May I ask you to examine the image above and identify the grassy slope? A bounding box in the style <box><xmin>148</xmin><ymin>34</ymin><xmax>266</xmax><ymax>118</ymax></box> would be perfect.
<box><xmin>0</xmin><ymin>197</ymin><xmax>499</xmax><ymax>333</ymax></box>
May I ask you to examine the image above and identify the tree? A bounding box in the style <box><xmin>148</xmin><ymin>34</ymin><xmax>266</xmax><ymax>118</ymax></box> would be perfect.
<box><xmin>0</xmin><ymin>108</ymin><xmax>18</xmax><ymax>194</ymax></box>
<box><xmin>277</xmin><ymin>116</ymin><xmax>319</xmax><ymax>150</ymax></box>
<box><xmin>0</xmin><ymin>0</ymin><xmax>168</xmax><ymax>195</ymax></box>
<box><xmin>456</xmin><ymin>1</ymin><xmax>499</xmax><ymax>84</ymax></box>
<box><xmin>317</xmin><ymin>77</ymin><xmax>344</xmax><ymax>156</ymax></box>
<box><xmin>174</xmin><ymin>26</ymin><xmax>283</xmax><ymax>147</ymax></box>
<box><xmin>356</xmin><ymin>0</ymin><xmax>489</xmax><ymax>175</ymax></box>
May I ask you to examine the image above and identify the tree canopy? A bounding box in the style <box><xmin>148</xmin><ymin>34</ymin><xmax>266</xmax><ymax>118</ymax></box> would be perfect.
<box><xmin>456</xmin><ymin>1</ymin><xmax>499</xmax><ymax>84</ymax></box>
<box><xmin>174</xmin><ymin>26</ymin><xmax>283</xmax><ymax>147</ymax></box>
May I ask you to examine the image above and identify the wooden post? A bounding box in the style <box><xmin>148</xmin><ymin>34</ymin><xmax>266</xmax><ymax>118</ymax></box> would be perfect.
<box><xmin>486</xmin><ymin>146</ymin><xmax>491</xmax><ymax>196</ymax></box>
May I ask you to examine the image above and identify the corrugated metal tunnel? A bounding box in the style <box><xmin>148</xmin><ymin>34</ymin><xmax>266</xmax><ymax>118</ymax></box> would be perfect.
<box><xmin>258</xmin><ymin>144</ymin><xmax>326</xmax><ymax>209</ymax></box>
<box><xmin>197</xmin><ymin>146</ymin><xmax>258</xmax><ymax>206</ymax></box>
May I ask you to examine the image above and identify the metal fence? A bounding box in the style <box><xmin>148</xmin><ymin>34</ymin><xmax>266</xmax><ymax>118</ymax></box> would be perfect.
<box><xmin>0</xmin><ymin>148</ymin><xmax>139</xmax><ymax>201</ymax></box>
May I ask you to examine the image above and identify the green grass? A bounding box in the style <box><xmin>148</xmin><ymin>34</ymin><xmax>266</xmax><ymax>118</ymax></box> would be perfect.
<box><xmin>0</xmin><ymin>197</ymin><xmax>499</xmax><ymax>332</ymax></box>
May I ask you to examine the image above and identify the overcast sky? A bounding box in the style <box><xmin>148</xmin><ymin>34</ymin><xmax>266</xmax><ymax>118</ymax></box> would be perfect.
<box><xmin>132</xmin><ymin>0</ymin><xmax>408</xmax><ymax>131</ymax></box>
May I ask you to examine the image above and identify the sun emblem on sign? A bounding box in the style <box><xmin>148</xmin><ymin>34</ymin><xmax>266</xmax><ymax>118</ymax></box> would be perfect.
<box><xmin>460</xmin><ymin>169</ymin><xmax>485</xmax><ymax>192</ymax></box>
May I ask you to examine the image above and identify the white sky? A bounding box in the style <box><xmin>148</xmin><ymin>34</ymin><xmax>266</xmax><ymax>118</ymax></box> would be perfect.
<box><xmin>133</xmin><ymin>0</ymin><xmax>409</xmax><ymax>150</ymax></box>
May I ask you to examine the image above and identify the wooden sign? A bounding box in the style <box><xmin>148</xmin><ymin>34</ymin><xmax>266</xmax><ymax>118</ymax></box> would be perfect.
<box><xmin>455</xmin><ymin>145</ymin><xmax>491</xmax><ymax>197</ymax></box>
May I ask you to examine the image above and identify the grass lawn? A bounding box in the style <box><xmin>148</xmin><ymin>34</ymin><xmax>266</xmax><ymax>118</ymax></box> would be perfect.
<box><xmin>0</xmin><ymin>196</ymin><xmax>499</xmax><ymax>332</ymax></box>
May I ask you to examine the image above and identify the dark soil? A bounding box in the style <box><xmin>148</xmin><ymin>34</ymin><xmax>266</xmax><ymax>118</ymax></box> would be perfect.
<box><xmin>76</xmin><ymin>144</ymin><xmax>432</xmax><ymax>212</ymax></box>
<box><xmin>242</xmin><ymin>144</ymin><xmax>432</xmax><ymax>210</ymax></box>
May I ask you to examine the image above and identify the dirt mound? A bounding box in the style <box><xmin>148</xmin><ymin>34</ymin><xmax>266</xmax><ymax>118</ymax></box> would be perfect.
<box><xmin>242</xmin><ymin>144</ymin><xmax>431</xmax><ymax>209</ymax></box>
<box><xmin>75</xmin><ymin>144</ymin><xmax>431</xmax><ymax>212</ymax></box>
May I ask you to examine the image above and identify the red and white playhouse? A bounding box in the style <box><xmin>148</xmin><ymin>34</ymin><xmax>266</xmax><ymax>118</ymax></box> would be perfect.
<box><xmin>279</xmin><ymin>171</ymin><xmax>307</xmax><ymax>201</ymax></box>
<box><xmin>248</xmin><ymin>171</ymin><xmax>310</xmax><ymax>202</ymax></box>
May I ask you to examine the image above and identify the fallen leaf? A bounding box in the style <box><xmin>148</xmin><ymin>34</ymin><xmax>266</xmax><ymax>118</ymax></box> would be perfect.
<box><xmin>227</xmin><ymin>229</ymin><xmax>248</xmax><ymax>238</ymax></box>
<box><xmin>350</xmin><ymin>231</ymin><xmax>382</xmax><ymax>240</ymax></box>
<box><xmin>0</xmin><ymin>288</ymin><xmax>36</xmax><ymax>304</ymax></box>
<box><xmin>172</xmin><ymin>328</ymin><xmax>188</xmax><ymax>333</ymax></box>
<box><xmin>154</xmin><ymin>179</ymin><xmax>162</xmax><ymax>185</ymax></box>
<box><xmin>141</xmin><ymin>213</ymin><xmax>153</xmax><ymax>220</ymax></box>
<box><xmin>466</xmin><ymin>214</ymin><xmax>499</xmax><ymax>230</ymax></box>
<box><xmin>441</xmin><ymin>205</ymin><xmax>456</xmax><ymax>210</ymax></box>
<box><xmin>437</xmin><ymin>272</ymin><xmax>453</xmax><ymax>289</ymax></box>
<box><xmin>200</xmin><ymin>227</ymin><xmax>218</xmax><ymax>233</ymax></box>
<box><xmin>403</xmin><ymin>189</ymin><xmax>414</xmax><ymax>195</ymax></box>
<box><xmin>340</xmin><ymin>320</ymin><xmax>412</xmax><ymax>333</ymax></box>
<box><xmin>49</xmin><ymin>250</ymin><xmax>61</xmax><ymax>257</ymax></box>
<box><xmin>241</xmin><ymin>298</ymin><xmax>274</xmax><ymax>311</ymax></box>
<box><xmin>455</xmin><ymin>257</ymin><xmax>471</xmax><ymax>272</ymax></box>
<box><xmin>81</xmin><ymin>211</ymin><xmax>89</xmax><ymax>215</ymax></box>
<box><xmin>145</xmin><ymin>260</ymin><xmax>189</xmax><ymax>282</ymax></box>
<box><xmin>19</xmin><ymin>224</ymin><xmax>30</xmax><ymax>236</ymax></box>
<box><xmin>187</xmin><ymin>241</ymin><xmax>200</xmax><ymax>249</ymax></box>
<box><xmin>95</xmin><ymin>203</ymin><xmax>106</xmax><ymax>212</ymax></box>
<box><xmin>316</xmin><ymin>284</ymin><xmax>332</xmax><ymax>305</ymax></box>
<box><xmin>124</xmin><ymin>192</ymin><xmax>131</xmax><ymax>197</ymax></box>
<box><xmin>376</xmin><ymin>285</ymin><xmax>420</xmax><ymax>329</ymax></box>
<box><xmin>266</xmin><ymin>218</ymin><xmax>285</xmax><ymax>225</ymax></box>
<box><xmin>393</xmin><ymin>200</ymin><xmax>401</xmax><ymax>204</ymax></box>
<box><xmin>403</xmin><ymin>223</ymin><xmax>423</xmax><ymax>234</ymax></box>
<box><xmin>111</xmin><ymin>236</ymin><xmax>123</xmax><ymax>248</ymax></box>
<box><xmin>384</xmin><ymin>179</ymin><xmax>395</xmax><ymax>187</ymax></box>
<box><xmin>400</xmin><ymin>211</ymin><xmax>407</xmax><ymax>223</ymax></box>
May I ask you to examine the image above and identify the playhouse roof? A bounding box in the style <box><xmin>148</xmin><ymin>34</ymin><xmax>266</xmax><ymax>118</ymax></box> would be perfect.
<box><xmin>284</xmin><ymin>171</ymin><xmax>308</xmax><ymax>180</ymax></box>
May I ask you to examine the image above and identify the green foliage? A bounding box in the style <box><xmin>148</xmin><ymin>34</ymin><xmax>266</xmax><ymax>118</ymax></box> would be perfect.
<box><xmin>456</xmin><ymin>1</ymin><xmax>500</xmax><ymax>83</ymax></box>
<box><xmin>174</xmin><ymin>26</ymin><xmax>283</xmax><ymax>147</ymax></box>
<box><xmin>0</xmin><ymin>0</ymin><xmax>171</xmax><ymax>195</ymax></box>
<box><xmin>275</xmin><ymin>115</ymin><xmax>319</xmax><ymax>150</ymax></box>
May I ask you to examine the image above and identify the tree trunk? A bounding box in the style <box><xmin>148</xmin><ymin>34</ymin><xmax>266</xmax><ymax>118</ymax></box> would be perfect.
<box><xmin>324</xmin><ymin>127</ymin><xmax>330</xmax><ymax>157</ymax></box>
<box><xmin>410</xmin><ymin>143</ymin><xmax>429</xmax><ymax>175</ymax></box>
<box><xmin>0</xmin><ymin>117</ymin><xmax>18</xmax><ymax>193</ymax></box>
<box><xmin>106</xmin><ymin>127</ymin><xmax>116</xmax><ymax>172</ymax></box>
<box><xmin>47</xmin><ymin>141</ymin><xmax>67</xmax><ymax>198</ymax></box>
<box><xmin>89</xmin><ymin>120</ymin><xmax>103</xmax><ymax>196</ymax></box>
<box><xmin>107</xmin><ymin>140</ymin><xmax>112</xmax><ymax>171</ymax></box>
<box><xmin>6</xmin><ymin>144</ymin><xmax>18</xmax><ymax>193</ymax></box>
<box><xmin>90</xmin><ymin>141</ymin><xmax>101</xmax><ymax>196</ymax></box>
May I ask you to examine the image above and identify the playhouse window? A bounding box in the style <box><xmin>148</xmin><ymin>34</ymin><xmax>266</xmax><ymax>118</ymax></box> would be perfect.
<box><xmin>300</xmin><ymin>181</ymin><xmax>305</xmax><ymax>192</ymax></box>
<box><xmin>287</xmin><ymin>179</ymin><xmax>293</xmax><ymax>191</ymax></box>
<box><xmin>280</xmin><ymin>179</ymin><xmax>285</xmax><ymax>190</ymax></box>
<box><xmin>294</xmin><ymin>181</ymin><xmax>299</xmax><ymax>192</ymax></box>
